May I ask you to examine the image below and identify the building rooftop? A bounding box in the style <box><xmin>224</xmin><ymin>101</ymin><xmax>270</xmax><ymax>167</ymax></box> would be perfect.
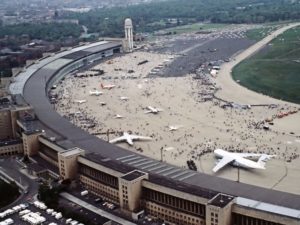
<box><xmin>61</xmin><ymin>50</ymin><xmax>91</xmax><ymax>60</ymax></box>
<box><xmin>121</xmin><ymin>170</ymin><xmax>146</xmax><ymax>181</ymax></box>
<box><xmin>148</xmin><ymin>174</ymin><xmax>219</xmax><ymax>200</ymax></box>
<box><xmin>0</xmin><ymin>95</ymin><xmax>29</xmax><ymax>110</ymax></box>
<box><xmin>12</xmin><ymin>94</ymin><xmax>29</xmax><ymax>107</ymax></box>
<box><xmin>236</xmin><ymin>197</ymin><xmax>300</xmax><ymax>220</ymax></box>
<box><xmin>62</xmin><ymin>42</ymin><xmax>121</xmax><ymax>60</ymax></box>
<box><xmin>59</xmin><ymin>147</ymin><xmax>84</xmax><ymax>157</ymax></box>
<box><xmin>23</xmin><ymin>130</ymin><xmax>41</xmax><ymax>135</ymax></box>
<box><xmin>209</xmin><ymin>193</ymin><xmax>234</xmax><ymax>208</ymax></box>
<box><xmin>83</xmin><ymin>153</ymin><xmax>134</xmax><ymax>174</ymax></box>
<box><xmin>9</xmin><ymin>41</ymin><xmax>118</xmax><ymax>95</ymax></box>
<box><xmin>56</xmin><ymin>139</ymin><xmax>77</xmax><ymax>150</ymax></box>
<box><xmin>0</xmin><ymin>139</ymin><xmax>22</xmax><ymax>147</ymax></box>
<box><xmin>0</xmin><ymin>97</ymin><xmax>10</xmax><ymax>105</ymax></box>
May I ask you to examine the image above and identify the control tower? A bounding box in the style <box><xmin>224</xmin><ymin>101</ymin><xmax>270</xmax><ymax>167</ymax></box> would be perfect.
<box><xmin>124</xmin><ymin>18</ymin><xmax>134</xmax><ymax>52</ymax></box>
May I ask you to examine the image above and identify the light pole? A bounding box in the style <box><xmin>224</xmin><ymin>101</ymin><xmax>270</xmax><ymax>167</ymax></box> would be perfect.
<box><xmin>160</xmin><ymin>147</ymin><xmax>163</xmax><ymax>162</ymax></box>
<box><xmin>107</xmin><ymin>129</ymin><xmax>110</xmax><ymax>142</ymax></box>
<box><xmin>160</xmin><ymin>147</ymin><xmax>174</xmax><ymax>162</ymax></box>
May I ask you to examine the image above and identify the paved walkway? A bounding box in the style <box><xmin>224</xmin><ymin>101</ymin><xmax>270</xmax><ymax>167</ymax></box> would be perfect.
<box><xmin>215</xmin><ymin>22</ymin><xmax>300</xmax><ymax>105</ymax></box>
<box><xmin>60</xmin><ymin>192</ymin><xmax>137</xmax><ymax>225</ymax></box>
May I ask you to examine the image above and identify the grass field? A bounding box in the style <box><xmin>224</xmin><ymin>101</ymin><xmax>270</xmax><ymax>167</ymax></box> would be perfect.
<box><xmin>233</xmin><ymin>26</ymin><xmax>300</xmax><ymax>104</ymax></box>
<box><xmin>162</xmin><ymin>23</ymin><xmax>230</xmax><ymax>34</ymax></box>
<box><xmin>245</xmin><ymin>26</ymin><xmax>277</xmax><ymax>41</ymax></box>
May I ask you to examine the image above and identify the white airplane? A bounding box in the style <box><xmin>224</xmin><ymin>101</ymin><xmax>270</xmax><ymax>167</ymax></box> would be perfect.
<box><xmin>114</xmin><ymin>114</ymin><xmax>124</xmax><ymax>119</ymax></box>
<box><xmin>145</xmin><ymin>106</ymin><xmax>163</xmax><ymax>114</ymax></box>
<box><xmin>120</xmin><ymin>96</ymin><xmax>129</xmax><ymax>101</ymax></box>
<box><xmin>109</xmin><ymin>132</ymin><xmax>152</xmax><ymax>145</ymax></box>
<box><xmin>101</xmin><ymin>83</ymin><xmax>116</xmax><ymax>90</ymax></box>
<box><xmin>164</xmin><ymin>146</ymin><xmax>175</xmax><ymax>152</ymax></box>
<box><xmin>213</xmin><ymin>149</ymin><xmax>276</xmax><ymax>173</ymax></box>
<box><xmin>74</xmin><ymin>99</ymin><xmax>87</xmax><ymax>104</ymax></box>
<box><xmin>168</xmin><ymin>125</ymin><xmax>183</xmax><ymax>131</ymax></box>
<box><xmin>89</xmin><ymin>90</ymin><xmax>103</xmax><ymax>96</ymax></box>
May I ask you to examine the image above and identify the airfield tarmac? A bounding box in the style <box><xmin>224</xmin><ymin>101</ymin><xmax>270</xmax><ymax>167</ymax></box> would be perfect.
<box><xmin>150</xmin><ymin>24</ymin><xmax>257</xmax><ymax>76</ymax></box>
<box><xmin>54</xmin><ymin>25</ymin><xmax>300</xmax><ymax>195</ymax></box>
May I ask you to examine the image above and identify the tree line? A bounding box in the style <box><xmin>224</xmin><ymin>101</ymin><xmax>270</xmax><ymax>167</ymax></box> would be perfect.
<box><xmin>61</xmin><ymin>0</ymin><xmax>300</xmax><ymax>36</ymax></box>
<box><xmin>1</xmin><ymin>0</ymin><xmax>300</xmax><ymax>40</ymax></box>
<box><xmin>0</xmin><ymin>23</ymin><xmax>82</xmax><ymax>41</ymax></box>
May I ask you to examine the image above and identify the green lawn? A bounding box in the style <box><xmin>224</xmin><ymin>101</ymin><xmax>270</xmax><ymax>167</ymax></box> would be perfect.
<box><xmin>245</xmin><ymin>26</ymin><xmax>277</xmax><ymax>41</ymax></box>
<box><xmin>162</xmin><ymin>23</ymin><xmax>230</xmax><ymax>34</ymax></box>
<box><xmin>233</xmin><ymin>26</ymin><xmax>300</xmax><ymax>104</ymax></box>
<box><xmin>147</xmin><ymin>20</ymin><xmax>167</xmax><ymax>27</ymax></box>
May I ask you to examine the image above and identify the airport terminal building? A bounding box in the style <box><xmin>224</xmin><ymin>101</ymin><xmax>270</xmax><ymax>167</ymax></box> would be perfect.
<box><xmin>1</xmin><ymin>40</ymin><xmax>300</xmax><ymax>225</ymax></box>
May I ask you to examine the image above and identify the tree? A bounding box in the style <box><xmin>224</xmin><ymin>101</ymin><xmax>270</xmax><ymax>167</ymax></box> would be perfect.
<box><xmin>38</xmin><ymin>183</ymin><xmax>60</xmax><ymax>209</ymax></box>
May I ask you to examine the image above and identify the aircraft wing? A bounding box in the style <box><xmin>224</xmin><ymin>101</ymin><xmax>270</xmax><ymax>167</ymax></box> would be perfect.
<box><xmin>147</xmin><ymin>106</ymin><xmax>155</xmax><ymax>111</ymax></box>
<box><xmin>213</xmin><ymin>156</ymin><xmax>235</xmax><ymax>172</ymax></box>
<box><xmin>109</xmin><ymin>136</ymin><xmax>126</xmax><ymax>144</ymax></box>
<box><xmin>130</xmin><ymin>135</ymin><xmax>152</xmax><ymax>141</ymax></box>
<box><xmin>236</xmin><ymin>153</ymin><xmax>263</xmax><ymax>158</ymax></box>
<box><xmin>237</xmin><ymin>153</ymin><xmax>276</xmax><ymax>159</ymax></box>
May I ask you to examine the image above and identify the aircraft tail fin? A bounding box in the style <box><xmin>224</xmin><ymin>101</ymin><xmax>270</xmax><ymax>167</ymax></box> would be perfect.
<box><xmin>258</xmin><ymin>155</ymin><xmax>267</xmax><ymax>168</ymax></box>
<box><xmin>257</xmin><ymin>154</ymin><xmax>275</xmax><ymax>168</ymax></box>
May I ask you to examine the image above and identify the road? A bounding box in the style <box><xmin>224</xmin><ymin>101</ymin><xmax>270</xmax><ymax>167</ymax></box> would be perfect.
<box><xmin>60</xmin><ymin>192</ymin><xmax>137</xmax><ymax>225</ymax></box>
<box><xmin>0</xmin><ymin>157</ymin><xmax>38</xmax><ymax>210</ymax></box>
<box><xmin>215</xmin><ymin>22</ymin><xmax>300</xmax><ymax>105</ymax></box>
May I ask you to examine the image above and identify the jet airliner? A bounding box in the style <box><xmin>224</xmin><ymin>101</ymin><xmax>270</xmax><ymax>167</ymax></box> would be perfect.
<box><xmin>89</xmin><ymin>90</ymin><xmax>103</xmax><ymax>96</ymax></box>
<box><xmin>145</xmin><ymin>106</ymin><xmax>163</xmax><ymax>114</ymax></box>
<box><xmin>101</xmin><ymin>83</ymin><xmax>116</xmax><ymax>90</ymax></box>
<box><xmin>213</xmin><ymin>149</ymin><xmax>275</xmax><ymax>172</ymax></box>
<box><xmin>109</xmin><ymin>132</ymin><xmax>152</xmax><ymax>145</ymax></box>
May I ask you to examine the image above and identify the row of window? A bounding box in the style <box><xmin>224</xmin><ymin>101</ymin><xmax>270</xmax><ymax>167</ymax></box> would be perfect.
<box><xmin>79</xmin><ymin>164</ymin><xmax>118</xmax><ymax>188</ymax></box>
<box><xmin>0</xmin><ymin>149</ymin><xmax>21</xmax><ymax>156</ymax></box>
<box><xmin>0</xmin><ymin>145</ymin><xmax>22</xmax><ymax>151</ymax></box>
<box><xmin>80</xmin><ymin>175</ymin><xmax>119</xmax><ymax>204</ymax></box>
<box><xmin>60</xmin><ymin>160</ymin><xmax>66</xmax><ymax>177</ymax></box>
<box><xmin>122</xmin><ymin>185</ymin><xmax>129</xmax><ymax>200</ymax></box>
<box><xmin>211</xmin><ymin>212</ymin><xmax>219</xmax><ymax>225</ymax></box>
<box><xmin>145</xmin><ymin>202</ymin><xmax>204</xmax><ymax>225</ymax></box>
<box><xmin>143</xmin><ymin>187</ymin><xmax>205</xmax><ymax>217</ymax></box>
<box><xmin>232</xmin><ymin>213</ymin><xmax>284</xmax><ymax>225</ymax></box>
<box><xmin>123</xmin><ymin>199</ymin><xmax>129</xmax><ymax>209</ymax></box>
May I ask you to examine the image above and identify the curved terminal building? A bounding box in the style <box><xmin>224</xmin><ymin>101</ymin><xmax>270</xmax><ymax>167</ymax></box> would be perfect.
<box><xmin>2</xmin><ymin>40</ymin><xmax>300</xmax><ymax>225</ymax></box>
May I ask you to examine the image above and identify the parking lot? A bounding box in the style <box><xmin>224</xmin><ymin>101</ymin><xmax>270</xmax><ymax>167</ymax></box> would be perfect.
<box><xmin>1</xmin><ymin>201</ymin><xmax>66</xmax><ymax>225</ymax></box>
<box><xmin>66</xmin><ymin>188</ymin><xmax>171</xmax><ymax>225</ymax></box>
